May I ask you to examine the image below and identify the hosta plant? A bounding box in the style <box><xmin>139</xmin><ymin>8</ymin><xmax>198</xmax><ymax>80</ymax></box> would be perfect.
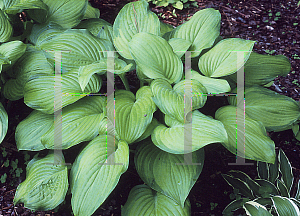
<box><xmin>146</xmin><ymin>0</ymin><xmax>197</xmax><ymax>10</ymax></box>
<box><xmin>0</xmin><ymin>0</ymin><xmax>299</xmax><ymax>215</ymax></box>
<box><xmin>222</xmin><ymin>149</ymin><xmax>300</xmax><ymax>216</ymax></box>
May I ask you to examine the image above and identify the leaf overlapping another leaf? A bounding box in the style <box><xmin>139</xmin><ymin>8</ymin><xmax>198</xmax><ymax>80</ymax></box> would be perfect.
<box><xmin>70</xmin><ymin>135</ymin><xmax>129</xmax><ymax>216</ymax></box>
<box><xmin>135</xmin><ymin>140</ymin><xmax>204</xmax><ymax>207</ymax></box>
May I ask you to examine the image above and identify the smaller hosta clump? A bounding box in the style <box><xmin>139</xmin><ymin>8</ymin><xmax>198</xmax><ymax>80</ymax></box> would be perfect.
<box><xmin>222</xmin><ymin>149</ymin><xmax>300</xmax><ymax>216</ymax></box>
<box><xmin>147</xmin><ymin>0</ymin><xmax>197</xmax><ymax>10</ymax></box>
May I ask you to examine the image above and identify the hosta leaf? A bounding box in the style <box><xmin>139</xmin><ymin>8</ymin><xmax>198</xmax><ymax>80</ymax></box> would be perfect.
<box><xmin>122</xmin><ymin>184</ymin><xmax>191</xmax><ymax>216</ymax></box>
<box><xmin>13</xmin><ymin>153</ymin><xmax>68</xmax><ymax>211</ymax></box>
<box><xmin>254</xmin><ymin>179</ymin><xmax>279</xmax><ymax>197</ymax></box>
<box><xmin>41</xmin><ymin>96</ymin><xmax>106</xmax><ymax>149</ymax></box>
<box><xmin>39</xmin><ymin>29</ymin><xmax>114</xmax><ymax>73</ymax></box>
<box><xmin>134</xmin><ymin>118</ymin><xmax>159</xmax><ymax>143</ymax></box>
<box><xmin>29</xmin><ymin>22</ymin><xmax>65</xmax><ymax>46</ymax></box>
<box><xmin>222</xmin><ymin>198</ymin><xmax>250</xmax><ymax>215</ymax></box>
<box><xmin>0</xmin><ymin>102</ymin><xmax>8</xmax><ymax>143</ymax></box>
<box><xmin>164</xmin><ymin>8</ymin><xmax>221</xmax><ymax>58</ymax></box>
<box><xmin>115</xmin><ymin>87</ymin><xmax>156</xmax><ymax>144</ymax></box>
<box><xmin>242</xmin><ymin>86</ymin><xmax>300</xmax><ymax>132</ymax></box>
<box><xmin>78</xmin><ymin>58</ymin><xmax>133</xmax><ymax>91</ymax></box>
<box><xmin>191</xmin><ymin>70</ymin><xmax>231</xmax><ymax>94</ymax></box>
<box><xmin>272</xmin><ymin>196</ymin><xmax>300</xmax><ymax>216</ymax></box>
<box><xmin>3</xmin><ymin>0</ymin><xmax>48</xmax><ymax>15</ymax></box>
<box><xmin>168</xmin><ymin>38</ymin><xmax>192</xmax><ymax>58</ymax></box>
<box><xmin>135</xmin><ymin>140</ymin><xmax>204</xmax><ymax>207</ymax></box>
<box><xmin>269</xmin><ymin>155</ymin><xmax>279</xmax><ymax>184</ymax></box>
<box><xmin>42</xmin><ymin>0</ymin><xmax>88</xmax><ymax>28</ymax></box>
<box><xmin>215</xmin><ymin>105</ymin><xmax>275</xmax><ymax>163</ymax></box>
<box><xmin>152</xmin><ymin>110</ymin><xmax>228</xmax><ymax>154</ymax></box>
<box><xmin>70</xmin><ymin>135</ymin><xmax>129</xmax><ymax>216</ymax></box>
<box><xmin>83</xmin><ymin>2</ymin><xmax>100</xmax><ymax>19</ymax></box>
<box><xmin>198</xmin><ymin>38</ymin><xmax>255</xmax><ymax>77</ymax></box>
<box><xmin>0</xmin><ymin>40</ymin><xmax>26</xmax><ymax>71</ymax></box>
<box><xmin>3</xmin><ymin>47</ymin><xmax>53</xmax><ymax>100</ymax></box>
<box><xmin>160</xmin><ymin>20</ymin><xmax>174</xmax><ymax>37</ymax></box>
<box><xmin>254</xmin><ymin>197</ymin><xmax>273</xmax><ymax>206</ymax></box>
<box><xmin>222</xmin><ymin>174</ymin><xmax>255</xmax><ymax>199</ymax></box>
<box><xmin>129</xmin><ymin>32</ymin><xmax>183</xmax><ymax>84</ymax></box>
<box><xmin>24</xmin><ymin>69</ymin><xmax>101</xmax><ymax>114</ymax></box>
<box><xmin>113</xmin><ymin>0</ymin><xmax>160</xmax><ymax>59</ymax></box>
<box><xmin>292</xmin><ymin>123</ymin><xmax>300</xmax><ymax>141</ymax></box>
<box><xmin>277</xmin><ymin>179</ymin><xmax>289</xmax><ymax>197</ymax></box>
<box><xmin>228</xmin><ymin>52</ymin><xmax>291</xmax><ymax>86</ymax></box>
<box><xmin>243</xmin><ymin>201</ymin><xmax>272</xmax><ymax>216</ymax></box>
<box><xmin>257</xmin><ymin>161</ymin><xmax>269</xmax><ymax>180</ymax></box>
<box><xmin>75</xmin><ymin>18</ymin><xmax>113</xmax><ymax>43</ymax></box>
<box><xmin>15</xmin><ymin>110</ymin><xmax>52</xmax><ymax>151</ymax></box>
<box><xmin>279</xmin><ymin>149</ymin><xmax>293</xmax><ymax>194</ymax></box>
<box><xmin>151</xmin><ymin>79</ymin><xmax>207</xmax><ymax>122</ymax></box>
<box><xmin>0</xmin><ymin>53</ymin><xmax>10</xmax><ymax>72</ymax></box>
<box><xmin>0</xmin><ymin>8</ymin><xmax>13</xmax><ymax>42</ymax></box>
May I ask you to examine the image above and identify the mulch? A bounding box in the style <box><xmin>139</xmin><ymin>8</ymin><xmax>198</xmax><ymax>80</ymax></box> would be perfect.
<box><xmin>1</xmin><ymin>0</ymin><xmax>299</xmax><ymax>215</ymax></box>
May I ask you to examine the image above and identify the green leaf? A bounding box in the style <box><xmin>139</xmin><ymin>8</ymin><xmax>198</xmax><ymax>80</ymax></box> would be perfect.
<box><xmin>129</xmin><ymin>32</ymin><xmax>183</xmax><ymax>84</ymax></box>
<box><xmin>160</xmin><ymin>20</ymin><xmax>174</xmax><ymax>37</ymax></box>
<box><xmin>243</xmin><ymin>201</ymin><xmax>272</xmax><ymax>216</ymax></box>
<box><xmin>83</xmin><ymin>2</ymin><xmax>100</xmax><ymax>19</ymax></box>
<box><xmin>75</xmin><ymin>18</ymin><xmax>113</xmax><ymax>43</ymax></box>
<box><xmin>152</xmin><ymin>110</ymin><xmax>228</xmax><ymax>154</ymax></box>
<box><xmin>227</xmin><ymin>170</ymin><xmax>263</xmax><ymax>198</ymax></box>
<box><xmin>39</xmin><ymin>29</ymin><xmax>115</xmax><ymax>73</ymax></box>
<box><xmin>135</xmin><ymin>140</ymin><xmax>204</xmax><ymax>207</ymax></box>
<box><xmin>24</xmin><ymin>69</ymin><xmax>101</xmax><ymax>114</ymax></box>
<box><xmin>168</xmin><ymin>38</ymin><xmax>192</xmax><ymax>58</ymax></box>
<box><xmin>277</xmin><ymin>179</ymin><xmax>289</xmax><ymax>197</ymax></box>
<box><xmin>254</xmin><ymin>179</ymin><xmax>279</xmax><ymax>197</ymax></box>
<box><xmin>0</xmin><ymin>8</ymin><xmax>13</xmax><ymax>42</ymax></box>
<box><xmin>257</xmin><ymin>161</ymin><xmax>269</xmax><ymax>180</ymax></box>
<box><xmin>291</xmin><ymin>198</ymin><xmax>300</xmax><ymax>208</ymax></box>
<box><xmin>254</xmin><ymin>197</ymin><xmax>273</xmax><ymax>206</ymax></box>
<box><xmin>272</xmin><ymin>196</ymin><xmax>300</xmax><ymax>216</ymax></box>
<box><xmin>70</xmin><ymin>135</ymin><xmax>129</xmax><ymax>216</ymax></box>
<box><xmin>198</xmin><ymin>38</ymin><xmax>255</xmax><ymax>77</ymax></box>
<box><xmin>228</xmin><ymin>52</ymin><xmax>291</xmax><ymax>86</ymax></box>
<box><xmin>291</xmin><ymin>123</ymin><xmax>300</xmax><ymax>140</ymax></box>
<box><xmin>13</xmin><ymin>153</ymin><xmax>68</xmax><ymax>211</ymax></box>
<box><xmin>222</xmin><ymin>174</ymin><xmax>255</xmax><ymax>199</ymax></box>
<box><xmin>150</xmin><ymin>79</ymin><xmax>207</xmax><ymax>122</ymax></box>
<box><xmin>29</xmin><ymin>22</ymin><xmax>64</xmax><ymax>45</ymax></box>
<box><xmin>269</xmin><ymin>155</ymin><xmax>279</xmax><ymax>184</ymax></box>
<box><xmin>0</xmin><ymin>103</ymin><xmax>8</xmax><ymax>143</ymax></box>
<box><xmin>0</xmin><ymin>40</ymin><xmax>26</xmax><ymax>71</ymax></box>
<box><xmin>242</xmin><ymin>86</ymin><xmax>300</xmax><ymax>132</ymax></box>
<box><xmin>121</xmin><ymin>184</ymin><xmax>191</xmax><ymax>216</ymax></box>
<box><xmin>191</xmin><ymin>70</ymin><xmax>231</xmax><ymax>94</ymax></box>
<box><xmin>41</xmin><ymin>96</ymin><xmax>106</xmax><ymax>149</ymax></box>
<box><xmin>113</xmin><ymin>0</ymin><xmax>160</xmax><ymax>59</ymax></box>
<box><xmin>215</xmin><ymin>105</ymin><xmax>276</xmax><ymax>163</ymax></box>
<box><xmin>78</xmin><ymin>58</ymin><xmax>133</xmax><ymax>91</ymax></box>
<box><xmin>3</xmin><ymin>0</ymin><xmax>48</xmax><ymax>14</ymax></box>
<box><xmin>15</xmin><ymin>110</ymin><xmax>52</xmax><ymax>151</ymax></box>
<box><xmin>295</xmin><ymin>180</ymin><xmax>300</xmax><ymax>200</ymax></box>
<box><xmin>164</xmin><ymin>8</ymin><xmax>221</xmax><ymax>58</ymax></box>
<box><xmin>3</xmin><ymin>46</ymin><xmax>53</xmax><ymax>101</ymax></box>
<box><xmin>279</xmin><ymin>149</ymin><xmax>293</xmax><ymax>194</ymax></box>
<box><xmin>115</xmin><ymin>87</ymin><xmax>157</xmax><ymax>144</ymax></box>
<box><xmin>134</xmin><ymin>118</ymin><xmax>159</xmax><ymax>143</ymax></box>
<box><xmin>42</xmin><ymin>0</ymin><xmax>88</xmax><ymax>28</ymax></box>
<box><xmin>222</xmin><ymin>198</ymin><xmax>250</xmax><ymax>216</ymax></box>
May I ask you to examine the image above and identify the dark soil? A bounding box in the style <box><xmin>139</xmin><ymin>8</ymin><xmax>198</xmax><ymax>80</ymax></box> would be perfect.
<box><xmin>1</xmin><ymin>0</ymin><xmax>300</xmax><ymax>215</ymax></box>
